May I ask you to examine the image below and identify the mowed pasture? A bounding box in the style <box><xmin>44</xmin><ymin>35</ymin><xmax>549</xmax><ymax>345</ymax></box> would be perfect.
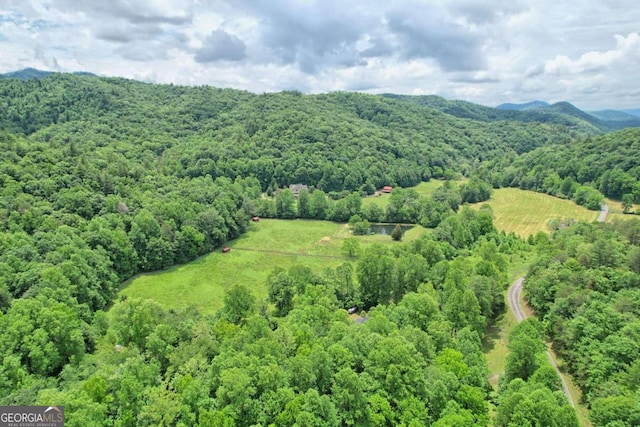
<box><xmin>471</xmin><ymin>188</ymin><xmax>599</xmax><ymax>237</ymax></box>
<box><xmin>604</xmin><ymin>197</ymin><xmax>639</xmax><ymax>222</ymax></box>
<box><xmin>119</xmin><ymin>219</ymin><xmax>425</xmax><ymax>314</ymax></box>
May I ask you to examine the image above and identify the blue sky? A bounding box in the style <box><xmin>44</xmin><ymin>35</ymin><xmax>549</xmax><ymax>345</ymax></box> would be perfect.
<box><xmin>1</xmin><ymin>0</ymin><xmax>639</xmax><ymax>110</ymax></box>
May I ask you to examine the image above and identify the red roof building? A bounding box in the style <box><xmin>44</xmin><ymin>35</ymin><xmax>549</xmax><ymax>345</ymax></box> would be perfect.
<box><xmin>222</xmin><ymin>247</ymin><xmax>231</xmax><ymax>253</ymax></box>
<box><xmin>382</xmin><ymin>186</ymin><xmax>393</xmax><ymax>193</ymax></box>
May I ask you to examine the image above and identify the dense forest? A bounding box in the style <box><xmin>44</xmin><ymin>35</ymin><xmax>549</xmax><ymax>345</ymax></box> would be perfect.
<box><xmin>524</xmin><ymin>219</ymin><xmax>640</xmax><ymax>426</ymax></box>
<box><xmin>0</xmin><ymin>73</ymin><xmax>638</xmax><ymax>425</ymax></box>
<box><xmin>480</xmin><ymin>128</ymin><xmax>640</xmax><ymax>208</ymax></box>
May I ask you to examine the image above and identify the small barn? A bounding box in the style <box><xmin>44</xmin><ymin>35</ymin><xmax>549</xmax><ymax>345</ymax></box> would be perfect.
<box><xmin>382</xmin><ymin>186</ymin><xmax>393</xmax><ymax>193</ymax></box>
<box><xmin>222</xmin><ymin>246</ymin><xmax>231</xmax><ymax>253</ymax></box>
<box><xmin>252</xmin><ymin>216</ymin><xmax>260</xmax><ymax>222</ymax></box>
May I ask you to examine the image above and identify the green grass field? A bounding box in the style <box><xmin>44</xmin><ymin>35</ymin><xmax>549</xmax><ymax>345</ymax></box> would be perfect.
<box><xmin>604</xmin><ymin>197</ymin><xmax>639</xmax><ymax>222</ymax></box>
<box><xmin>363</xmin><ymin>179</ymin><xmax>467</xmax><ymax>209</ymax></box>
<box><xmin>471</xmin><ymin>188</ymin><xmax>599</xmax><ymax>237</ymax></box>
<box><xmin>119</xmin><ymin>219</ymin><xmax>426</xmax><ymax>314</ymax></box>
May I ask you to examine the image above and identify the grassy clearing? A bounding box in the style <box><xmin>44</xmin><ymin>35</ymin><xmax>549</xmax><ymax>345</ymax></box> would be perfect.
<box><xmin>362</xmin><ymin>192</ymin><xmax>391</xmax><ymax>209</ymax></box>
<box><xmin>363</xmin><ymin>179</ymin><xmax>467</xmax><ymax>209</ymax></box>
<box><xmin>412</xmin><ymin>179</ymin><xmax>468</xmax><ymax>197</ymax></box>
<box><xmin>120</xmin><ymin>220</ymin><xmax>345</xmax><ymax>315</ymax></box>
<box><xmin>471</xmin><ymin>188</ymin><xmax>599</xmax><ymax>237</ymax></box>
<box><xmin>604</xmin><ymin>197</ymin><xmax>639</xmax><ymax>222</ymax></box>
<box><xmin>119</xmin><ymin>219</ymin><xmax>427</xmax><ymax>315</ymax></box>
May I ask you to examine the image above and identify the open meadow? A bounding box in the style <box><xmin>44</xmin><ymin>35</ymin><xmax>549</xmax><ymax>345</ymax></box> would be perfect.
<box><xmin>471</xmin><ymin>188</ymin><xmax>599</xmax><ymax>237</ymax></box>
<box><xmin>119</xmin><ymin>219</ymin><xmax>425</xmax><ymax>314</ymax></box>
<box><xmin>604</xmin><ymin>197</ymin><xmax>639</xmax><ymax>222</ymax></box>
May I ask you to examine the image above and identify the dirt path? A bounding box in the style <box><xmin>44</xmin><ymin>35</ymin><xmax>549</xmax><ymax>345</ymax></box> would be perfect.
<box><xmin>507</xmin><ymin>277</ymin><xmax>575</xmax><ymax>408</ymax></box>
<box><xmin>597</xmin><ymin>204</ymin><xmax>609</xmax><ymax>222</ymax></box>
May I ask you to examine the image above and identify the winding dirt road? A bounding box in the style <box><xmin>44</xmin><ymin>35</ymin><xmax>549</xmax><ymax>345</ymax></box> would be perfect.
<box><xmin>507</xmin><ymin>277</ymin><xmax>575</xmax><ymax>407</ymax></box>
<box><xmin>503</xmin><ymin>203</ymin><xmax>610</xmax><ymax>415</ymax></box>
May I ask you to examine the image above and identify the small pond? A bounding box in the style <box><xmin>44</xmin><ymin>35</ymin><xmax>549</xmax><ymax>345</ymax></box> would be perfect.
<box><xmin>369</xmin><ymin>224</ymin><xmax>414</xmax><ymax>236</ymax></box>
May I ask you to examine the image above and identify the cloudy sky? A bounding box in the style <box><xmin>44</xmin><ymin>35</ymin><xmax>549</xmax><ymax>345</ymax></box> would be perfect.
<box><xmin>1</xmin><ymin>0</ymin><xmax>639</xmax><ymax>110</ymax></box>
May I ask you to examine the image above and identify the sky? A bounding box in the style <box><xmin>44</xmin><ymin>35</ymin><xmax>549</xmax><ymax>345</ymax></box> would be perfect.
<box><xmin>1</xmin><ymin>0</ymin><xmax>639</xmax><ymax>110</ymax></box>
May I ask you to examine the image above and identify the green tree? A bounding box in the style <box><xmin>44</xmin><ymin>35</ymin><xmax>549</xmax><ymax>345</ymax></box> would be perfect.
<box><xmin>276</xmin><ymin>189</ymin><xmax>296</xmax><ymax>218</ymax></box>
<box><xmin>357</xmin><ymin>244</ymin><xmax>394</xmax><ymax>308</ymax></box>
<box><xmin>331</xmin><ymin>367</ymin><xmax>368</xmax><ymax>426</ymax></box>
<box><xmin>310</xmin><ymin>190</ymin><xmax>329</xmax><ymax>219</ymax></box>
<box><xmin>391</xmin><ymin>224</ymin><xmax>403</xmax><ymax>241</ymax></box>
<box><xmin>222</xmin><ymin>284</ymin><xmax>256</xmax><ymax>324</ymax></box>
<box><xmin>504</xmin><ymin>320</ymin><xmax>545</xmax><ymax>382</ymax></box>
<box><xmin>297</xmin><ymin>189</ymin><xmax>311</xmax><ymax>218</ymax></box>
<box><xmin>352</xmin><ymin>219</ymin><xmax>371</xmax><ymax>236</ymax></box>
<box><xmin>622</xmin><ymin>193</ymin><xmax>634</xmax><ymax>213</ymax></box>
<box><xmin>0</xmin><ymin>295</ymin><xmax>85</xmax><ymax>377</ymax></box>
<box><xmin>267</xmin><ymin>270</ymin><xmax>295</xmax><ymax>316</ymax></box>
<box><xmin>342</xmin><ymin>237</ymin><xmax>361</xmax><ymax>258</ymax></box>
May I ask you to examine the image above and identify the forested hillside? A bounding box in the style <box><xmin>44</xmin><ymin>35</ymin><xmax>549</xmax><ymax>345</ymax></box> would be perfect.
<box><xmin>383</xmin><ymin>95</ymin><xmax>640</xmax><ymax>133</ymax></box>
<box><xmin>480</xmin><ymin>128</ymin><xmax>640</xmax><ymax>208</ymax></box>
<box><xmin>524</xmin><ymin>220</ymin><xmax>640</xmax><ymax>426</ymax></box>
<box><xmin>0</xmin><ymin>72</ymin><xmax>633</xmax><ymax>425</ymax></box>
<box><xmin>0</xmin><ymin>74</ymin><xmax>582</xmax><ymax>190</ymax></box>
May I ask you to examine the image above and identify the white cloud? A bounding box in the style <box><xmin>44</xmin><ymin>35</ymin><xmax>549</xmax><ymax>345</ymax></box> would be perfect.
<box><xmin>544</xmin><ymin>32</ymin><xmax>640</xmax><ymax>74</ymax></box>
<box><xmin>0</xmin><ymin>0</ymin><xmax>639</xmax><ymax>109</ymax></box>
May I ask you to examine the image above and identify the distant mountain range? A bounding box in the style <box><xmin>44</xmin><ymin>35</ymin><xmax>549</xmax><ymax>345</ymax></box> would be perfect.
<box><xmin>588</xmin><ymin>109</ymin><xmax>640</xmax><ymax>122</ymax></box>
<box><xmin>496</xmin><ymin>101</ymin><xmax>550</xmax><ymax>111</ymax></box>
<box><xmin>493</xmin><ymin>100</ymin><xmax>640</xmax><ymax>131</ymax></box>
<box><xmin>622</xmin><ymin>109</ymin><xmax>640</xmax><ymax>118</ymax></box>
<box><xmin>385</xmin><ymin>94</ymin><xmax>640</xmax><ymax>133</ymax></box>
<box><xmin>2</xmin><ymin>68</ymin><xmax>639</xmax><ymax>133</ymax></box>
<box><xmin>0</xmin><ymin>67</ymin><xmax>96</xmax><ymax>80</ymax></box>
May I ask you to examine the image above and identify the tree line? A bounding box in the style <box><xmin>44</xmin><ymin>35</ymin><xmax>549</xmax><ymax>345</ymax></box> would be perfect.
<box><xmin>523</xmin><ymin>219</ymin><xmax>640</xmax><ymax>426</ymax></box>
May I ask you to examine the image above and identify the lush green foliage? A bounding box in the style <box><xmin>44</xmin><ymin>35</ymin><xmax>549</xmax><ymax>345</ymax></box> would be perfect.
<box><xmin>495</xmin><ymin>319</ymin><xmax>578</xmax><ymax>427</ymax></box>
<box><xmin>524</xmin><ymin>219</ymin><xmax>640</xmax><ymax>426</ymax></box>
<box><xmin>482</xmin><ymin>128</ymin><xmax>640</xmax><ymax>207</ymax></box>
<box><xmin>0</xmin><ymin>74</ymin><xmax>585</xmax><ymax>193</ymax></box>
<box><xmin>0</xmin><ymin>73</ymin><xmax>630</xmax><ymax>425</ymax></box>
<box><xmin>5</xmin><ymin>209</ymin><xmax>516</xmax><ymax>425</ymax></box>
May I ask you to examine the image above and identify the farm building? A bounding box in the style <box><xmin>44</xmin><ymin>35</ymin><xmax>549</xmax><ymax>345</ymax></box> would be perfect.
<box><xmin>382</xmin><ymin>186</ymin><xmax>393</xmax><ymax>193</ymax></box>
<box><xmin>222</xmin><ymin>246</ymin><xmax>231</xmax><ymax>253</ymax></box>
<box><xmin>289</xmin><ymin>183</ymin><xmax>309</xmax><ymax>197</ymax></box>
<box><xmin>252</xmin><ymin>216</ymin><xmax>260</xmax><ymax>222</ymax></box>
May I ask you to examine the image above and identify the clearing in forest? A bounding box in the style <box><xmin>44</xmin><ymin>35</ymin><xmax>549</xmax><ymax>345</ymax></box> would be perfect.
<box><xmin>119</xmin><ymin>220</ymin><xmax>342</xmax><ymax>314</ymax></box>
<box><xmin>362</xmin><ymin>179</ymin><xmax>468</xmax><ymax>209</ymax></box>
<box><xmin>119</xmin><ymin>219</ymin><xmax>425</xmax><ymax>315</ymax></box>
<box><xmin>471</xmin><ymin>188</ymin><xmax>599</xmax><ymax>237</ymax></box>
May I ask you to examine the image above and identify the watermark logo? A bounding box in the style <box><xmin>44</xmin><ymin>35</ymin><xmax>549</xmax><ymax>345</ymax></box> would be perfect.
<box><xmin>0</xmin><ymin>406</ymin><xmax>64</xmax><ymax>427</ymax></box>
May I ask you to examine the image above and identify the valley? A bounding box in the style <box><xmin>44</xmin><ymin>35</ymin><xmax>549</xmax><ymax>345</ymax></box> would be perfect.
<box><xmin>0</xmin><ymin>72</ymin><xmax>639</xmax><ymax>426</ymax></box>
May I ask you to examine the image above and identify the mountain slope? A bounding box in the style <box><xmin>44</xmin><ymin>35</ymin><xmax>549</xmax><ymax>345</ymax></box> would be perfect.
<box><xmin>496</xmin><ymin>100</ymin><xmax>549</xmax><ymax>110</ymax></box>
<box><xmin>589</xmin><ymin>109</ymin><xmax>640</xmax><ymax>122</ymax></box>
<box><xmin>483</xmin><ymin>127</ymin><xmax>640</xmax><ymax>201</ymax></box>
<box><xmin>0</xmin><ymin>67</ymin><xmax>96</xmax><ymax>80</ymax></box>
<box><xmin>384</xmin><ymin>94</ymin><xmax>610</xmax><ymax>133</ymax></box>
<box><xmin>0</xmin><ymin>74</ymin><xmax>580</xmax><ymax>190</ymax></box>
